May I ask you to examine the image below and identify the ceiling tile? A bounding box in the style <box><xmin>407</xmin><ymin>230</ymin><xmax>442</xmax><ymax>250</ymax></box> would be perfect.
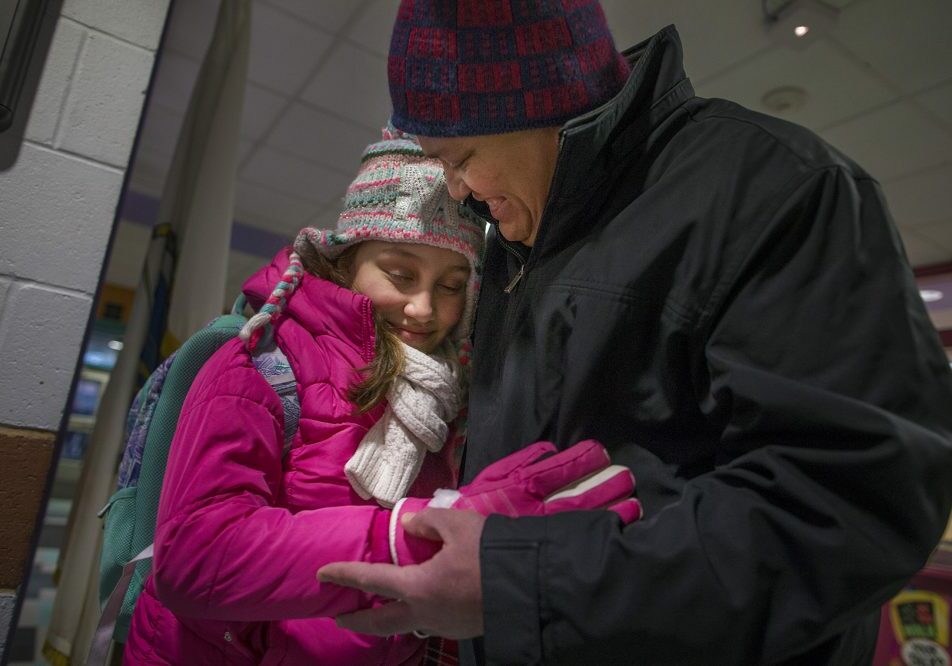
<box><xmin>261</xmin><ymin>0</ymin><xmax>358</xmax><ymax>33</ymax></box>
<box><xmin>300</xmin><ymin>43</ymin><xmax>390</xmax><ymax>131</ymax></box>
<box><xmin>267</xmin><ymin>103</ymin><xmax>377</xmax><ymax>174</ymax></box>
<box><xmin>898</xmin><ymin>227</ymin><xmax>952</xmax><ymax>268</ymax></box>
<box><xmin>241</xmin><ymin>145</ymin><xmax>353</xmax><ymax>204</ymax></box>
<box><xmin>234</xmin><ymin>180</ymin><xmax>324</xmax><ymax>235</ymax></box>
<box><xmin>163</xmin><ymin>0</ymin><xmax>219</xmax><ymax>61</ymax></box>
<box><xmin>833</xmin><ymin>0</ymin><xmax>952</xmax><ymax>95</ymax></box>
<box><xmin>249</xmin><ymin>3</ymin><xmax>334</xmax><ymax>95</ymax></box>
<box><xmin>237</xmin><ymin>137</ymin><xmax>255</xmax><ymax>165</ymax></box>
<box><xmin>820</xmin><ymin>101</ymin><xmax>952</xmax><ymax>182</ymax></box>
<box><xmin>882</xmin><ymin>163</ymin><xmax>952</xmax><ymax>228</ymax></box>
<box><xmin>347</xmin><ymin>0</ymin><xmax>400</xmax><ymax>58</ymax></box>
<box><xmin>603</xmin><ymin>0</ymin><xmax>774</xmax><ymax>83</ymax></box>
<box><xmin>695</xmin><ymin>38</ymin><xmax>895</xmax><ymax>131</ymax></box>
<box><xmin>241</xmin><ymin>84</ymin><xmax>288</xmax><ymax>139</ymax></box>
<box><xmin>914</xmin><ymin>81</ymin><xmax>952</xmax><ymax>130</ymax></box>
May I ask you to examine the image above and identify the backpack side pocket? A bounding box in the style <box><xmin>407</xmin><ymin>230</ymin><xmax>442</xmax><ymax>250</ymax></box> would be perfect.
<box><xmin>98</xmin><ymin>485</ymin><xmax>138</xmax><ymax>605</ymax></box>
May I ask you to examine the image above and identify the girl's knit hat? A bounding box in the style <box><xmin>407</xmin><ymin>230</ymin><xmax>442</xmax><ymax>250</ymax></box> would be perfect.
<box><xmin>388</xmin><ymin>0</ymin><xmax>630</xmax><ymax>137</ymax></box>
<box><xmin>240</xmin><ymin>127</ymin><xmax>485</xmax><ymax>351</ymax></box>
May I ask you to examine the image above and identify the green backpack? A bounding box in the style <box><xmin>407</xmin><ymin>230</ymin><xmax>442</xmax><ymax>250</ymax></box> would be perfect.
<box><xmin>91</xmin><ymin>295</ymin><xmax>299</xmax><ymax>655</ymax></box>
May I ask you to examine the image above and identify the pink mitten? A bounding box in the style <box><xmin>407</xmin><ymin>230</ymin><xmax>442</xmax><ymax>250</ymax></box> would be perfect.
<box><xmin>390</xmin><ymin>440</ymin><xmax>641</xmax><ymax>565</ymax></box>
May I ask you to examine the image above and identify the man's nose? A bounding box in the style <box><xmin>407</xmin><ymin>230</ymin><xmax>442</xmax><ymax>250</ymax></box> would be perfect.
<box><xmin>445</xmin><ymin>168</ymin><xmax>472</xmax><ymax>202</ymax></box>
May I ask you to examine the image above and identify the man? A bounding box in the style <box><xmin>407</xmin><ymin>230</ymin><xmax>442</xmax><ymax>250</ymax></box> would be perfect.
<box><xmin>319</xmin><ymin>2</ymin><xmax>952</xmax><ymax>663</ymax></box>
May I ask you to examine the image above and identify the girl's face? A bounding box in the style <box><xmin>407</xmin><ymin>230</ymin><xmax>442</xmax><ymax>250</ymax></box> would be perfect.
<box><xmin>346</xmin><ymin>241</ymin><xmax>470</xmax><ymax>353</ymax></box>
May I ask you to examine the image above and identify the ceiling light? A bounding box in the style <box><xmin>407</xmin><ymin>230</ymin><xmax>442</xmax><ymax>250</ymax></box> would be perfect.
<box><xmin>920</xmin><ymin>289</ymin><xmax>943</xmax><ymax>303</ymax></box>
<box><xmin>765</xmin><ymin>0</ymin><xmax>839</xmax><ymax>50</ymax></box>
<box><xmin>107</xmin><ymin>339</ymin><xmax>124</xmax><ymax>351</ymax></box>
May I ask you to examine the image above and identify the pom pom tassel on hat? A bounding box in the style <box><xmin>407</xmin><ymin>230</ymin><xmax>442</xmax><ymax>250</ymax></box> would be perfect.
<box><xmin>239</xmin><ymin>251</ymin><xmax>304</xmax><ymax>351</ymax></box>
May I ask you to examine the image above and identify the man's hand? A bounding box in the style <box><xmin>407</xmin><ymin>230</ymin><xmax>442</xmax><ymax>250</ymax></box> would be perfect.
<box><xmin>318</xmin><ymin>508</ymin><xmax>486</xmax><ymax>639</ymax></box>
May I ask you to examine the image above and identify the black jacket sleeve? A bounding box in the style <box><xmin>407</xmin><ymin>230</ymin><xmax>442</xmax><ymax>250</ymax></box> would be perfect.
<box><xmin>478</xmin><ymin>166</ymin><xmax>952</xmax><ymax>665</ymax></box>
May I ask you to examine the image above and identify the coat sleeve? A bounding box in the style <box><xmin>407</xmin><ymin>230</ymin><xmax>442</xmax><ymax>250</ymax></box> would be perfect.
<box><xmin>151</xmin><ymin>340</ymin><xmax>392</xmax><ymax>621</ymax></box>
<box><xmin>478</xmin><ymin>167</ymin><xmax>952</xmax><ymax>664</ymax></box>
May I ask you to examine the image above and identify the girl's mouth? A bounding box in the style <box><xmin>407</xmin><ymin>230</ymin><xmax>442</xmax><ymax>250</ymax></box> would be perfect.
<box><xmin>395</xmin><ymin>327</ymin><xmax>431</xmax><ymax>346</ymax></box>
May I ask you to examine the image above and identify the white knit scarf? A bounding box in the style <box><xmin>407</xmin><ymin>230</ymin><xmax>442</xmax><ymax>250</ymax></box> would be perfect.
<box><xmin>345</xmin><ymin>341</ymin><xmax>462</xmax><ymax>507</ymax></box>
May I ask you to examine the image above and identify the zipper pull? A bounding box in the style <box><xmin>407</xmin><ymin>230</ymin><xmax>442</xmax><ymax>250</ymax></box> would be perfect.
<box><xmin>504</xmin><ymin>264</ymin><xmax>525</xmax><ymax>293</ymax></box>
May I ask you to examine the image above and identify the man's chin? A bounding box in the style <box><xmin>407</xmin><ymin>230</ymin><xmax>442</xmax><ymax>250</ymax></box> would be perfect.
<box><xmin>497</xmin><ymin>217</ymin><xmax>535</xmax><ymax>246</ymax></box>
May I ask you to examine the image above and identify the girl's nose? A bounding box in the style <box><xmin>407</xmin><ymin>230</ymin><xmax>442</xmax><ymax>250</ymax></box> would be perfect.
<box><xmin>405</xmin><ymin>291</ymin><xmax>434</xmax><ymax>321</ymax></box>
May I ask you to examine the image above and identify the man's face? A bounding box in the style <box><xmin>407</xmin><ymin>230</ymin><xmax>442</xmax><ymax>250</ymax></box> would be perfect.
<box><xmin>418</xmin><ymin>127</ymin><xmax>560</xmax><ymax>247</ymax></box>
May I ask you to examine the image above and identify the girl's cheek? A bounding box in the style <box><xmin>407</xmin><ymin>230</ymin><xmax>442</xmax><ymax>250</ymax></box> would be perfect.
<box><xmin>447</xmin><ymin>300</ymin><xmax>465</xmax><ymax>326</ymax></box>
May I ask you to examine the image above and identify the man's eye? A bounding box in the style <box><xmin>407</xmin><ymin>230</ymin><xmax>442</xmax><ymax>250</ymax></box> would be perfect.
<box><xmin>446</xmin><ymin>155</ymin><xmax>469</xmax><ymax>170</ymax></box>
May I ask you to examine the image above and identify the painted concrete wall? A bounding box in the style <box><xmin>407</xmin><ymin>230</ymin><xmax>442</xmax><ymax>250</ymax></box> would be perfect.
<box><xmin>0</xmin><ymin>0</ymin><xmax>171</xmax><ymax>657</ymax></box>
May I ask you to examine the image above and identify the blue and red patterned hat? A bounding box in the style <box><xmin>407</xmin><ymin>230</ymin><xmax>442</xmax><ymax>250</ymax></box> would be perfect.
<box><xmin>388</xmin><ymin>0</ymin><xmax>630</xmax><ymax>137</ymax></box>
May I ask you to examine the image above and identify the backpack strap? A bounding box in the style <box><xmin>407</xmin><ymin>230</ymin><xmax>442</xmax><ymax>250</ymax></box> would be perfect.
<box><xmin>252</xmin><ymin>340</ymin><xmax>300</xmax><ymax>457</ymax></box>
<box><xmin>236</xmin><ymin>292</ymin><xmax>300</xmax><ymax>454</ymax></box>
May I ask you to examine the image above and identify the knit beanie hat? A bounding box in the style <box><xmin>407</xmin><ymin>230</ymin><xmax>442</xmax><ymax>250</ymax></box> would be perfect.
<box><xmin>240</xmin><ymin>127</ymin><xmax>485</xmax><ymax>351</ymax></box>
<box><xmin>388</xmin><ymin>0</ymin><xmax>630</xmax><ymax>137</ymax></box>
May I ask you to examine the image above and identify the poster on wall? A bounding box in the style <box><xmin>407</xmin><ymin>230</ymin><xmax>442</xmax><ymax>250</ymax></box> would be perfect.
<box><xmin>875</xmin><ymin>548</ymin><xmax>952</xmax><ymax>665</ymax></box>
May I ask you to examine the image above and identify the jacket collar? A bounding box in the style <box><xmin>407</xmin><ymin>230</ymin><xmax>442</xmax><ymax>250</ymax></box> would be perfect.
<box><xmin>243</xmin><ymin>249</ymin><xmax>376</xmax><ymax>363</ymax></box>
<box><xmin>561</xmin><ymin>25</ymin><xmax>693</xmax><ymax>174</ymax></box>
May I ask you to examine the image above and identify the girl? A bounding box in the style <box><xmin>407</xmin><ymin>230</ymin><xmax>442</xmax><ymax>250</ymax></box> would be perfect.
<box><xmin>123</xmin><ymin>129</ymin><xmax>635</xmax><ymax>665</ymax></box>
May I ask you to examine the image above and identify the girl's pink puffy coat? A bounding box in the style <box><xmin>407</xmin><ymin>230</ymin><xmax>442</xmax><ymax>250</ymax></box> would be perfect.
<box><xmin>124</xmin><ymin>250</ymin><xmax>459</xmax><ymax>665</ymax></box>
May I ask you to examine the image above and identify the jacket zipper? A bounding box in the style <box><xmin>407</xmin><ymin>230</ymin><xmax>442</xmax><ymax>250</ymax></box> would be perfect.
<box><xmin>503</xmin><ymin>263</ymin><xmax>525</xmax><ymax>293</ymax></box>
<box><xmin>491</xmin><ymin>222</ymin><xmax>528</xmax><ymax>293</ymax></box>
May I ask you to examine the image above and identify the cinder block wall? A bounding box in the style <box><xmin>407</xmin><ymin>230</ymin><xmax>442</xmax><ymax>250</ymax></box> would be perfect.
<box><xmin>0</xmin><ymin>0</ymin><xmax>171</xmax><ymax>657</ymax></box>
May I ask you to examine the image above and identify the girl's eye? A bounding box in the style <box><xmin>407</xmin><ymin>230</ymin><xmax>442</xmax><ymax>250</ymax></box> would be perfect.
<box><xmin>438</xmin><ymin>283</ymin><xmax>465</xmax><ymax>294</ymax></box>
<box><xmin>387</xmin><ymin>271</ymin><xmax>412</xmax><ymax>283</ymax></box>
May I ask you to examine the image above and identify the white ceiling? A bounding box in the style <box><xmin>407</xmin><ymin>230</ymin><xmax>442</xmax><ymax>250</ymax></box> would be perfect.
<box><xmin>109</xmin><ymin>0</ymin><xmax>952</xmax><ymax>317</ymax></box>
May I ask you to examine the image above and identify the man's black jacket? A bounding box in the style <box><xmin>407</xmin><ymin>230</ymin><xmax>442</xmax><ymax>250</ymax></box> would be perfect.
<box><xmin>460</xmin><ymin>25</ymin><xmax>952</xmax><ymax>666</ymax></box>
